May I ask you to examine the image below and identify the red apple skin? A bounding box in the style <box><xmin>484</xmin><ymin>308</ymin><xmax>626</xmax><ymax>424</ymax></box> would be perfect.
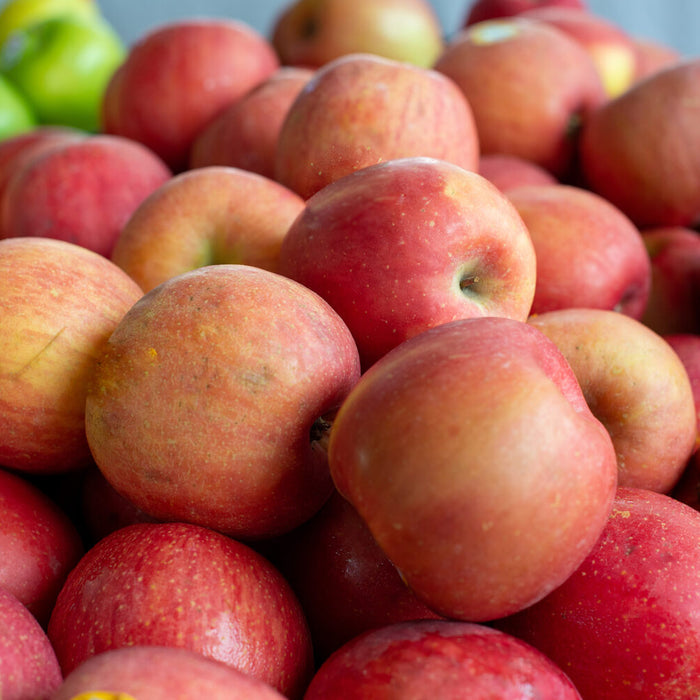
<box><xmin>579</xmin><ymin>58</ymin><xmax>700</xmax><ymax>229</ymax></box>
<box><xmin>0</xmin><ymin>587</ymin><xmax>62</xmax><ymax>700</ymax></box>
<box><xmin>529</xmin><ymin>308</ymin><xmax>698</xmax><ymax>493</ymax></box>
<box><xmin>640</xmin><ymin>226</ymin><xmax>700</xmax><ymax>336</ymax></box>
<box><xmin>110</xmin><ymin>165</ymin><xmax>306</xmax><ymax>293</ymax></box>
<box><xmin>464</xmin><ymin>0</ymin><xmax>587</xmax><ymax>26</ymax></box>
<box><xmin>189</xmin><ymin>66</ymin><xmax>314</xmax><ymax>179</ymax></box>
<box><xmin>84</xmin><ymin>264</ymin><xmax>361</xmax><ymax>540</ymax></box>
<box><xmin>434</xmin><ymin>17</ymin><xmax>605</xmax><ymax>179</ymax></box>
<box><xmin>478</xmin><ymin>152</ymin><xmax>558</xmax><ymax>192</ymax></box>
<box><xmin>0</xmin><ymin>466</ymin><xmax>84</xmax><ymax>627</ymax></box>
<box><xmin>47</xmin><ymin>521</ymin><xmax>315</xmax><ymax>699</ymax></box>
<box><xmin>274</xmin><ymin>53</ymin><xmax>480</xmax><ymax>200</ymax></box>
<box><xmin>51</xmin><ymin>645</ymin><xmax>287</xmax><ymax>700</ymax></box>
<box><xmin>672</xmin><ymin>450</ymin><xmax>700</xmax><ymax>511</ymax></box>
<box><xmin>0</xmin><ymin>134</ymin><xmax>172</xmax><ymax>258</ymax></box>
<box><xmin>505</xmin><ymin>183</ymin><xmax>651</xmax><ymax>318</ymax></box>
<box><xmin>101</xmin><ymin>19</ymin><xmax>280</xmax><ymax>173</ymax></box>
<box><xmin>0</xmin><ymin>237</ymin><xmax>144</xmax><ymax>475</ymax></box>
<box><xmin>495</xmin><ymin>487</ymin><xmax>700</xmax><ymax>699</ymax></box>
<box><xmin>278</xmin><ymin>157</ymin><xmax>537</xmax><ymax>369</ymax></box>
<box><xmin>328</xmin><ymin>316</ymin><xmax>618</xmax><ymax>622</ymax></box>
<box><xmin>266</xmin><ymin>488</ymin><xmax>444</xmax><ymax>664</ymax></box>
<box><xmin>664</xmin><ymin>333</ymin><xmax>700</xmax><ymax>446</ymax></box>
<box><xmin>304</xmin><ymin>619</ymin><xmax>582</xmax><ymax>699</ymax></box>
<box><xmin>630</xmin><ymin>35</ymin><xmax>681</xmax><ymax>83</ymax></box>
<box><xmin>271</xmin><ymin>0</ymin><xmax>444</xmax><ymax>70</ymax></box>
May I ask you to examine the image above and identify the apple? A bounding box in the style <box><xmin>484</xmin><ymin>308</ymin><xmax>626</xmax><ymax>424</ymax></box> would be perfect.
<box><xmin>478</xmin><ymin>152</ymin><xmax>558</xmax><ymax>192</ymax></box>
<box><xmin>1</xmin><ymin>133</ymin><xmax>172</xmax><ymax>258</ymax></box>
<box><xmin>579</xmin><ymin>57</ymin><xmax>700</xmax><ymax>228</ymax></box>
<box><xmin>0</xmin><ymin>71</ymin><xmax>35</xmax><ymax>139</ymax></box>
<box><xmin>101</xmin><ymin>18</ymin><xmax>280</xmax><ymax>172</ymax></box>
<box><xmin>84</xmin><ymin>264</ymin><xmax>361</xmax><ymax>540</ymax></box>
<box><xmin>0</xmin><ymin>466</ymin><xmax>84</xmax><ymax>626</ymax></box>
<box><xmin>47</xmin><ymin>521</ymin><xmax>315</xmax><ymax>699</ymax></box>
<box><xmin>0</xmin><ymin>587</ymin><xmax>62</xmax><ymax>700</ymax></box>
<box><xmin>274</xmin><ymin>53</ymin><xmax>480</xmax><ymax>200</ymax></box>
<box><xmin>0</xmin><ymin>13</ymin><xmax>126</xmax><ymax>132</ymax></box>
<box><xmin>664</xmin><ymin>333</ymin><xmax>700</xmax><ymax>447</ymax></box>
<box><xmin>433</xmin><ymin>16</ymin><xmax>606</xmax><ymax>179</ymax></box>
<box><xmin>495</xmin><ymin>487</ymin><xmax>700</xmax><ymax>699</ymax></box>
<box><xmin>266</xmin><ymin>488</ymin><xmax>444</xmax><ymax>664</ymax></box>
<box><xmin>528</xmin><ymin>308</ymin><xmax>697</xmax><ymax>493</ymax></box>
<box><xmin>639</xmin><ymin>226</ymin><xmax>700</xmax><ymax>336</ymax></box>
<box><xmin>278</xmin><ymin>157</ymin><xmax>537</xmax><ymax>369</ymax></box>
<box><xmin>52</xmin><ymin>645</ymin><xmax>288</xmax><ymax>700</ymax></box>
<box><xmin>110</xmin><ymin>165</ymin><xmax>306</xmax><ymax>294</ymax></box>
<box><xmin>0</xmin><ymin>237</ymin><xmax>144</xmax><ymax>475</ymax></box>
<box><xmin>304</xmin><ymin>619</ymin><xmax>582</xmax><ymax>698</ymax></box>
<box><xmin>270</xmin><ymin>0</ymin><xmax>444</xmax><ymax>70</ymax></box>
<box><xmin>672</xmin><ymin>450</ymin><xmax>700</xmax><ymax>512</ymax></box>
<box><xmin>630</xmin><ymin>34</ymin><xmax>681</xmax><ymax>83</ymax></box>
<box><xmin>328</xmin><ymin>315</ymin><xmax>618</xmax><ymax>622</ymax></box>
<box><xmin>189</xmin><ymin>65</ymin><xmax>314</xmax><ymax>179</ymax></box>
<box><xmin>463</xmin><ymin>0</ymin><xmax>587</xmax><ymax>26</ymax></box>
<box><xmin>505</xmin><ymin>183</ymin><xmax>651</xmax><ymax>318</ymax></box>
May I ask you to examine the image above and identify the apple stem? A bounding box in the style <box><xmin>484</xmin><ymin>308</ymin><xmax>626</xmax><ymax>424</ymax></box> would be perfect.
<box><xmin>310</xmin><ymin>416</ymin><xmax>333</xmax><ymax>453</ymax></box>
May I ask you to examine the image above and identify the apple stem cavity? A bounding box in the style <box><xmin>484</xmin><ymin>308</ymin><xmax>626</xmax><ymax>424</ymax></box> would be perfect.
<box><xmin>310</xmin><ymin>415</ymin><xmax>333</xmax><ymax>453</ymax></box>
<box><xmin>459</xmin><ymin>273</ymin><xmax>481</xmax><ymax>293</ymax></box>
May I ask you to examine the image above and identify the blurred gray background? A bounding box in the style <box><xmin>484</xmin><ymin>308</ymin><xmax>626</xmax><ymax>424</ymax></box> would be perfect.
<box><xmin>98</xmin><ymin>1</ymin><xmax>698</xmax><ymax>57</ymax></box>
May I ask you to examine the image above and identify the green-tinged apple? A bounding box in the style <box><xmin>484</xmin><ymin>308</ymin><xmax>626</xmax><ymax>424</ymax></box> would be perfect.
<box><xmin>278</xmin><ymin>157</ymin><xmax>537</xmax><ymax>369</ymax></box>
<box><xmin>0</xmin><ymin>71</ymin><xmax>35</xmax><ymax>138</ymax></box>
<box><xmin>84</xmin><ymin>264</ymin><xmax>361</xmax><ymax>540</ymax></box>
<box><xmin>101</xmin><ymin>18</ymin><xmax>279</xmax><ymax>172</ymax></box>
<box><xmin>478</xmin><ymin>152</ymin><xmax>558</xmax><ymax>192</ymax></box>
<box><xmin>434</xmin><ymin>16</ymin><xmax>605</xmax><ymax>179</ymax></box>
<box><xmin>495</xmin><ymin>487</ymin><xmax>700</xmax><ymax>699</ymax></box>
<box><xmin>529</xmin><ymin>308</ymin><xmax>697</xmax><ymax>493</ymax></box>
<box><xmin>518</xmin><ymin>6</ymin><xmax>638</xmax><ymax>97</ymax></box>
<box><xmin>1</xmin><ymin>133</ymin><xmax>172</xmax><ymax>258</ymax></box>
<box><xmin>505</xmin><ymin>183</ymin><xmax>651</xmax><ymax>317</ymax></box>
<box><xmin>270</xmin><ymin>0</ymin><xmax>444</xmax><ymax>69</ymax></box>
<box><xmin>111</xmin><ymin>165</ymin><xmax>305</xmax><ymax>293</ymax></box>
<box><xmin>640</xmin><ymin>226</ymin><xmax>700</xmax><ymax>336</ymax></box>
<box><xmin>579</xmin><ymin>58</ymin><xmax>700</xmax><ymax>228</ymax></box>
<box><xmin>0</xmin><ymin>587</ymin><xmax>62</xmax><ymax>700</ymax></box>
<box><xmin>51</xmin><ymin>646</ymin><xmax>287</xmax><ymax>700</ymax></box>
<box><xmin>0</xmin><ymin>466</ymin><xmax>84</xmax><ymax>626</ymax></box>
<box><xmin>664</xmin><ymin>333</ymin><xmax>700</xmax><ymax>447</ymax></box>
<box><xmin>189</xmin><ymin>65</ymin><xmax>314</xmax><ymax>179</ymax></box>
<box><xmin>47</xmin><ymin>521</ymin><xmax>314</xmax><ymax>699</ymax></box>
<box><xmin>463</xmin><ymin>0</ymin><xmax>587</xmax><ymax>25</ymax></box>
<box><xmin>266</xmin><ymin>488</ymin><xmax>444</xmax><ymax>664</ymax></box>
<box><xmin>0</xmin><ymin>13</ymin><xmax>126</xmax><ymax>132</ymax></box>
<box><xmin>274</xmin><ymin>53</ymin><xmax>480</xmax><ymax>200</ymax></box>
<box><xmin>304</xmin><ymin>619</ymin><xmax>582</xmax><ymax>699</ymax></box>
<box><xmin>630</xmin><ymin>34</ymin><xmax>681</xmax><ymax>83</ymax></box>
<box><xmin>0</xmin><ymin>237</ymin><xmax>144</xmax><ymax>475</ymax></box>
<box><xmin>328</xmin><ymin>316</ymin><xmax>618</xmax><ymax>622</ymax></box>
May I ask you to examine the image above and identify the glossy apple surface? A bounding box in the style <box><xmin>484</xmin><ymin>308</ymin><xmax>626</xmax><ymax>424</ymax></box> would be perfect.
<box><xmin>478</xmin><ymin>152</ymin><xmax>558</xmax><ymax>192</ymax></box>
<box><xmin>328</xmin><ymin>316</ymin><xmax>618</xmax><ymax>622</ymax></box>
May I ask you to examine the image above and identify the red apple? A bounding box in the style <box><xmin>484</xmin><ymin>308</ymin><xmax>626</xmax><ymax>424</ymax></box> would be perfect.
<box><xmin>434</xmin><ymin>17</ymin><xmax>606</xmax><ymax>179</ymax></box>
<box><xmin>278</xmin><ymin>157</ymin><xmax>537</xmax><ymax>369</ymax></box>
<box><xmin>267</xmin><ymin>488</ymin><xmax>444</xmax><ymax>664</ymax></box>
<box><xmin>640</xmin><ymin>226</ymin><xmax>700</xmax><ymax>336</ymax></box>
<box><xmin>0</xmin><ymin>133</ymin><xmax>172</xmax><ymax>258</ymax></box>
<box><xmin>0</xmin><ymin>587</ymin><xmax>62</xmax><ymax>700</ymax></box>
<box><xmin>274</xmin><ymin>53</ymin><xmax>480</xmax><ymax>200</ymax></box>
<box><xmin>0</xmin><ymin>237</ymin><xmax>144</xmax><ymax>475</ymax></box>
<box><xmin>672</xmin><ymin>450</ymin><xmax>700</xmax><ymax>511</ymax></box>
<box><xmin>110</xmin><ymin>165</ymin><xmax>306</xmax><ymax>293</ymax></box>
<box><xmin>664</xmin><ymin>333</ymin><xmax>700</xmax><ymax>448</ymax></box>
<box><xmin>270</xmin><ymin>0</ymin><xmax>444</xmax><ymax>70</ymax></box>
<box><xmin>463</xmin><ymin>0</ymin><xmax>587</xmax><ymax>26</ymax></box>
<box><xmin>84</xmin><ymin>264</ymin><xmax>361</xmax><ymax>540</ymax></box>
<box><xmin>328</xmin><ymin>316</ymin><xmax>618</xmax><ymax>622</ymax></box>
<box><xmin>529</xmin><ymin>308</ymin><xmax>697</xmax><ymax>493</ymax></box>
<box><xmin>304</xmin><ymin>619</ymin><xmax>582</xmax><ymax>698</ymax></box>
<box><xmin>496</xmin><ymin>487</ymin><xmax>700</xmax><ymax>699</ymax></box>
<box><xmin>579</xmin><ymin>57</ymin><xmax>700</xmax><ymax>228</ymax></box>
<box><xmin>189</xmin><ymin>65</ymin><xmax>314</xmax><ymax>179</ymax></box>
<box><xmin>51</xmin><ymin>645</ymin><xmax>287</xmax><ymax>700</ymax></box>
<box><xmin>0</xmin><ymin>466</ymin><xmax>84</xmax><ymax>626</ymax></box>
<box><xmin>101</xmin><ymin>18</ymin><xmax>280</xmax><ymax>172</ymax></box>
<box><xmin>478</xmin><ymin>152</ymin><xmax>558</xmax><ymax>192</ymax></box>
<box><xmin>630</xmin><ymin>34</ymin><xmax>681</xmax><ymax>83</ymax></box>
<box><xmin>47</xmin><ymin>521</ymin><xmax>314</xmax><ymax>699</ymax></box>
<box><xmin>505</xmin><ymin>183</ymin><xmax>651</xmax><ymax>318</ymax></box>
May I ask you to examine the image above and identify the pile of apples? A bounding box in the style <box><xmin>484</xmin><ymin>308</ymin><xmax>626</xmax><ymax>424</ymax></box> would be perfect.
<box><xmin>1</xmin><ymin>0</ymin><xmax>699</xmax><ymax>697</ymax></box>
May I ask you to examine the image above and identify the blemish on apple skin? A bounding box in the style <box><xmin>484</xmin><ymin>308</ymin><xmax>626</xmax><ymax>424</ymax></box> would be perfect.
<box><xmin>12</xmin><ymin>327</ymin><xmax>67</xmax><ymax>376</ymax></box>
